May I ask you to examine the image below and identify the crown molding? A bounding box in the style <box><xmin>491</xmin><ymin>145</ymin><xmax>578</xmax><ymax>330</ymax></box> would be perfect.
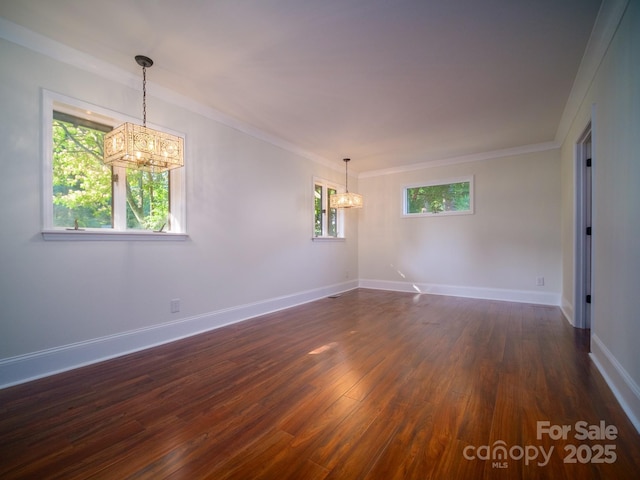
<box><xmin>358</xmin><ymin>141</ymin><xmax>560</xmax><ymax>178</ymax></box>
<box><xmin>554</xmin><ymin>0</ymin><xmax>630</xmax><ymax>145</ymax></box>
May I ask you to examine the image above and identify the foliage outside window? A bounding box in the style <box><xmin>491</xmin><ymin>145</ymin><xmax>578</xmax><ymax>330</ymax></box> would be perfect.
<box><xmin>314</xmin><ymin>179</ymin><xmax>342</xmax><ymax>238</ymax></box>
<box><xmin>53</xmin><ymin>113</ymin><xmax>170</xmax><ymax>231</ymax></box>
<box><xmin>43</xmin><ymin>92</ymin><xmax>186</xmax><ymax>237</ymax></box>
<box><xmin>403</xmin><ymin>177</ymin><xmax>473</xmax><ymax>217</ymax></box>
<box><xmin>52</xmin><ymin>113</ymin><xmax>113</xmax><ymax>228</ymax></box>
<box><xmin>125</xmin><ymin>170</ymin><xmax>169</xmax><ymax>230</ymax></box>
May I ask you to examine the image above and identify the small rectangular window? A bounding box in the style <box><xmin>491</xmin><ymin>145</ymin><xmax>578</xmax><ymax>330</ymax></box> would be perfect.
<box><xmin>314</xmin><ymin>179</ymin><xmax>343</xmax><ymax>238</ymax></box>
<box><xmin>403</xmin><ymin>176</ymin><xmax>473</xmax><ymax>217</ymax></box>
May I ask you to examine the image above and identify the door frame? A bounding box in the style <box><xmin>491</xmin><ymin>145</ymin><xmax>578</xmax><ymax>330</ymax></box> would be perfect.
<box><xmin>574</xmin><ymin>122</ymin><xmax>592</xmax><ymax>331</ymax></box>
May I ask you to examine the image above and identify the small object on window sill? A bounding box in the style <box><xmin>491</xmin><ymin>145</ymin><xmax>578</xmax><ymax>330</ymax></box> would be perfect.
<box><xmin>154</xmin><ymin>223</ymin><xmax>166</xmax><ymax>233</ymax></box>
<box><xmin>66</xmin><ymin>219</ymin><xmax>84</xmax><ymax>231</ymax></box>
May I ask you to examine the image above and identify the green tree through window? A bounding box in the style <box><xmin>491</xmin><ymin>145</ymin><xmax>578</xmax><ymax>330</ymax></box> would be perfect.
<box><xmin>405</xmin><ymin>180</ymin><xmax>472</xmax><ymax>215</ymax></box>
<box><xmin>314</xmin><ymin>180</ymin><xmax>342</xmax><ymax>237</ymax></box>
<box><xmin>52</xmin><ymin>114</ymin><xmax>112</xmax><ymax>228</ymax></box>
<box><xmin>52</xmin><ymin>112</ymin><xmax>169</xmax><ymax>231</ymax></box>
<box><xmin>126</xmin><ymin>170</ymin><xmax>169</xmax><ymax>230</ymax></box>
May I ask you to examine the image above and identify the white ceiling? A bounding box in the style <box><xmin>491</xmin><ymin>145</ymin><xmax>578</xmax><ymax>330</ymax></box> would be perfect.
<box><xmin>0</xmin><ymin>0</ymin><xmax>602</xmax><ymax>173</ymax></box>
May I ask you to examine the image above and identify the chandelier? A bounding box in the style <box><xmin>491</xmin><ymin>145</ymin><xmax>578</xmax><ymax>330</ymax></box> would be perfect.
<box><xmin>330</xmin><ymin>158</ymin><xmax>363</xmax><ymax>208</ymax></box>
<box><xmin>103</xmin><ymin>55</ymin><xmax>184</xmax><ymax>172</ymax></box>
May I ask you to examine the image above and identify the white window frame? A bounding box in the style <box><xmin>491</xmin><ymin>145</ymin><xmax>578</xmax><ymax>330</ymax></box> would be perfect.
<box><xmin>313</xmin><ymin>176</ymin><xmax>345</xmax><ymax>241</ymax></box>
<box><xmin>402</xmin><ymin>175</ymin><xmax>474</xmax><ymax>218</ymax></box>
<box><xmin>41</xmin><ymin>90</ymin><xmax>187</xmax><ymax>241</ymax></box>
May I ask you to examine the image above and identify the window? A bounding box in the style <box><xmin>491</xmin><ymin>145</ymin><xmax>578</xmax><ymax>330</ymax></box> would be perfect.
<box><xmin>42</xmin><ymin>91</ymin><xmax>186</xmax><ymax>239</ymax></box>
<box><xmin>314</xmin><ymin>178</ymin><xmax>343</xmax><ymax>238</ymax></box>
<box><xmin>403</xmin><ymin>176</ymin><xmax>473</xmax><ymax>217</ymax></box>
<box><xmin>52</xmin><ymin>111</ymin><xmax>113</xmax><ymax>229</ymax></box>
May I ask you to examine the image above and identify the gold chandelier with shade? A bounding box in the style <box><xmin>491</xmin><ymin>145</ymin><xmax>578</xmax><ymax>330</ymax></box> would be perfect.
<box><xmin>103</xmin><ymin>55</ymin><xmax>184</xmax><ymax>172</ymax></box>
<box><xmin>330</xmin><ymin>158</ymin><xmax>363</xmax><ymax>208</ymax></box>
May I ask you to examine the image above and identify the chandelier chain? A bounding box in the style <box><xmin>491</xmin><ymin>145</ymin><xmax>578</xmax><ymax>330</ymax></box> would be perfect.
<box><xmin>344</xmin><ymin>158</ymin><xmax>350</xmax><ymax>192</ymax></box>
<box><xmin>142</xmin><ymin>65</ymin><xmax>147</xmax><ymax>127</ymax></box>
<box><xmin>345</xmin><ymin>163</ymin><xmax>348</xmax><ymax>191</ymax></box>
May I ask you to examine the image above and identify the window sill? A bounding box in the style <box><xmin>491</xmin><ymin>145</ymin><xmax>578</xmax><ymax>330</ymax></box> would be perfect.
<box><xmin>402</xmin><ymin>210</ymin><xmax>473</xmax><ymax>218</ymax></box>
<box><xmin>42</xmin><ymin>229</ymin><xmax>189</xmax><ymax>241</ymax></box>
<box><xmin>312</xmin><ymin>236</ymin><xmax>345</xmax><ymax>242</ymax></box>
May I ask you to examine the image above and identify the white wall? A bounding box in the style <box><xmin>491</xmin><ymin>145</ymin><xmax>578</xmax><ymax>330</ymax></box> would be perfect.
<box><xmin>358</xmin><ymin>149</ymin><xmax>562</xmax><ymax>305</ymax></box>
<box><xmin>560</xmin><ymin>0</ymin><xmax>640</xmax><ymax>430</ymax></box>
<box><xmin>0</xmin><ymin>38</ymin><xmax>358</xmax><ymax>386</ymax></box>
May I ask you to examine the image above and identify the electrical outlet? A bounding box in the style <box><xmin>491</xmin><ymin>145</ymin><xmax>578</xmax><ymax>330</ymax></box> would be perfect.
<box><xmin>536</xmin><ymin>277</ymin><xmax>545</xmax><ymax>287</ymax></box>
<box><xmin>170</xmin><ymin>298</ymin><xmax>181</xmax><ymax>313</ymax></box>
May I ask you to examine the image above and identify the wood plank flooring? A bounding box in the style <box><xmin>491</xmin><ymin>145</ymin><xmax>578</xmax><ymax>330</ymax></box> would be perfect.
<box><xmin>1</xmin><ymin>289</ymin><xmax>639</xmax><ymax>479</ymax></box>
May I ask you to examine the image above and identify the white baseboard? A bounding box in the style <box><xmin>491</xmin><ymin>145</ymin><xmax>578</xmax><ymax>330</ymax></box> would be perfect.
<box><xmin>590</xmin><ymin>335</ymin><xmax>640</xmax><ymax>434</ymax></box>
<box><xmin>561</xmin><ymin>296</ymin><xmax>575</xmax><ymax>326</ymax></box>
<box><xmin>358</xmin><ymin>279</ymin><xmax>560</xmax><ymax>306</ymax></box>
<box><xmin>0</xmin><ymin>281</ymin><xmax>358</xmax><ymax>389</ymax></box>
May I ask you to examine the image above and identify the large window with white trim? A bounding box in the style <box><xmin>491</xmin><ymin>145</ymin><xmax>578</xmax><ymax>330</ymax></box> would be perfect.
<box><xmin>43</xmin><ymin>91</ymin><xmax>186</xmax><ymax>237</ymax></box>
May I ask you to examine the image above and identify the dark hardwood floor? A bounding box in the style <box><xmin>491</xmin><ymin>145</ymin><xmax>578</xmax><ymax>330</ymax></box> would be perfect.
<box><xmin>1</xmin><ymin>289</ymin><xmax>639</xmax><ymax>479</ymax></box>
